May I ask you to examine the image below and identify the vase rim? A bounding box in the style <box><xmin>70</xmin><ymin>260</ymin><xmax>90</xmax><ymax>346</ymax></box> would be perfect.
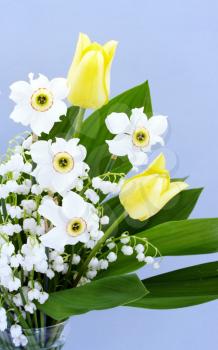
<box><xmin>26</xmin><ymin>320</ymin><xmax>68</xmax><ymax>331</ymax></box>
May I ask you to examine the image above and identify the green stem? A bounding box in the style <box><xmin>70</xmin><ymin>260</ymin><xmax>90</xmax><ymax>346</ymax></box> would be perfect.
<box><xmin>40</xmin><ymin>311</ymin><xmax>45</xmax><ymax>328</ymax></box>
<box><xmin>66</xmin><ymin>107</ymin><xmax>86</xmax><ymax>140</ymax></box>
<box><xmin>73</xmin><ymin>107</ymin><xmax>86</xmax><ymax>138</ymax></box>
<box><xmin>19</xmin><ymin>288</ymin><xmax>34</xmax><ymax>329</ymax></box>
<box><xmin>73</xmin><ymin>211</ymin><xmax>126</xmax><ymax>286</ymax></box>
<box><xmin>104</xmin><ymin>155</ymin><xmax>117</xmax><ymax>172</ymax></box>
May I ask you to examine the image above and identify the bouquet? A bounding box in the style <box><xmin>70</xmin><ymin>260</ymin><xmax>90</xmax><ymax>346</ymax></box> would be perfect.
<box><xmin>0</xmin><ymin>33</ymin><xmax>217</xmax><ymax>349</ymax></box>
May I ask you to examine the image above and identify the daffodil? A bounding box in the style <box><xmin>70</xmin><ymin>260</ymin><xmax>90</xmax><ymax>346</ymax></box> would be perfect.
<box><xmin>30</xmin><ymin>138</ymin><xmax>88</xmax><ymax>194</ymax></box>
<box><xmin>10</xmin><ymin>74</ymin><xmax>68</xmax><ymax>136</ymax></box>
<box><xmin>39</xmin><ymin>192</ymin><xmax>100</xmax><ymax>250</ymax></box>
<box><xmin>67</xmin><ymin>33</ymin><xmax>118</xmax><ymax>109</ymax></box>
<box><xmin>105</xmin><ymin>108</ymin><xmax>168</xmax><ymax>167</ymax></box>
<box><xmin>119</xmin><ymin>153</ymin><xmax>188</xmax><ymax>221</ymax></box>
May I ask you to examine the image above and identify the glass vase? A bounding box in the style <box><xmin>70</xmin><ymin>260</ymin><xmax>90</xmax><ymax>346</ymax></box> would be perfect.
<box><xmin>0</xmin><ymin>321</ymin><xmax>69</xmax><ymax>349</ymax></box>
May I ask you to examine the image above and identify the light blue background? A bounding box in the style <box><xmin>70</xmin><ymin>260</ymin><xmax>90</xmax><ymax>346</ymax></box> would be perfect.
<box><xmin>1</xmin><ymin>1</ymin><xmax>218</xmax><ymax>349</ymax></box>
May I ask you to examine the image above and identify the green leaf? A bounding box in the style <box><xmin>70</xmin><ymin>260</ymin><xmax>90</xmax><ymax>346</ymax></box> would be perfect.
<box><xmin>127</xmin><ymin>261</ymin><xmax>218</xmax><ymax>309</ymax></box>
<box><xmin>38</xmin><ymin>274</ymin><xmax>148</xmax><ymax>320</ymax></box>
<box><xmin>137</xmin><ymin>218</ymin><xmax>218</xmax><ymax>255</ymax></box>
<box><xmin>80</xmin><ymin>81</ymin><xmax>153</xmax><ymax>176</ymax></box>
<box><xmin>97</xmin><ymin>216</ymin><xmax>218</xmax><ymax>280</ymax></box>
<box><xmin>40</xmin><ymin>106</ymin><xmax>80</xmax><ymax>140</ymax></box>
<box><xmin>95</xmin><ymin>189</ymin><xmax>203</xmax><ymax>280</ymax></box>
<box><xmin>103</xmin><ymin>188</ymin><xmax>203</xmax><ymax>236</ymax></box>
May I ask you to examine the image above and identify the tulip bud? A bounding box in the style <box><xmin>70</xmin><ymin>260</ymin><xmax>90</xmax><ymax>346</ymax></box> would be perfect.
<box><xmin>67</xmin><ymin>33</ymin><xmax>118</xmax><ymax>109</ymax></box>
<box><xmin>119</xmin><ymin>153</ymin><xmax>188</xmax><ymax>221</ymax></box>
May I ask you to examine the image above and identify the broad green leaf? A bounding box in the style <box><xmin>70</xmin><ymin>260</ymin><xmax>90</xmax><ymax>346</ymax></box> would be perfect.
<box><xmin>103</xmin><ymin>188</ymin><xmax>203</xmax><ymax>236</ymax></box>
<box><xmin>98</xmin><ymin>216</ymin><xmax>218</xmax><ymax>280</ymax></box>
<box><xmin>40</xmin><ymin>106</ymin><xmax>80</xmax><ymax>140</ymax></box>
<box><xmin>80</xmin><ymin>81</ymin><xmax>153</xmax><ymax>176</ymax></box>
<box><xmin>38</xmin><ymin>274</ymin><xmax>148</xmax><ymax>320</ymax></box>
<box><xmin>96</xmin><ymin>189</ymin><xmax>203</xmax><ymax>279</ymax></box>
<box><xmin>137</xmin><ymin>218</ymin><xmax>218</xmax><ymax>255</ymax></box>
<box><xmin>127</xmin><ymin>261</ymin><xmax>218</xmax><ymax>309</ymax></box>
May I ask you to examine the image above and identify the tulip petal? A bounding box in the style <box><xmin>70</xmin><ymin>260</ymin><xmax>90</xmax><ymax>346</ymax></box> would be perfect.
<box><xmin>160</xmin><ymin>181</ymin><xmax>189</xmax><ymax>207</ymax></box>
<box><xmin>40</xmin><ymin>227</ymin><xmax>68</xmax><ymax>250</ymax></box>
<box><xmin>106</xmin><ymin>134</ymin><xmax>132</xmax><ymax>156</ymax></box>
<box><xmin>71</xmin><ymin>33</ymin><xmax>91</xmax><ymax>69</ymax></box>
<box><xmin>148</xmin><ymin>115</ymin><xmax>168</xmax><ymax>136</ymax></box>
<box><xmin>103</xmin><ymin>40</ymin><xmax>118</xmax><ymax>62</ymax></box>
<box><xmin>68</xmin><ymin>51</ymin><xmax>107</xmax><ymax>108</ymax></box>
<box><xmin>105</xmin><ymin>112</ymin><xmax>130</xmax><ymax>134</ymax></box>
<box><xmin>145</xmin><ymin>153</ymin><xmax>166</xmax><ymax>173</ymax></box>
<box><xmin>119</xmin><ymin>175</ymin><xmax>161</xmax><ymax>221</ymax></box>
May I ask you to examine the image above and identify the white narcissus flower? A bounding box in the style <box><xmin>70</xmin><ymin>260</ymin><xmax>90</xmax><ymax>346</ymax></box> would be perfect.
<box><xmin>105</xmin><ymin>108</ymin><xmax>168</xmax><ymax>167</ymax></box>
<box><xmin>10</xmin><ymin>73</ymin><xmax>68</xmax><ymax>136</ymax></box>
<box><xmin>39</xmin><ymin>191</ymin><xmax>99</xmax><ymax>250</ymax></box>
<box><xmin>30</xmin><ymin>138</ymin><xmax>88</xmax><ymax>194</ymax></box>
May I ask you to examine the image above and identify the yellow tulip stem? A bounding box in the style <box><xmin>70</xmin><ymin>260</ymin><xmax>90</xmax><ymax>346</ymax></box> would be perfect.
<box><xmin>73</xmin><ymin>211</ymin><xmax>127</xmax><ymax>287</ymax></box>
<box><xmin>72</xmin><ymin>107</ymin><xmax>86</xmax><ymax>138</ymax></box>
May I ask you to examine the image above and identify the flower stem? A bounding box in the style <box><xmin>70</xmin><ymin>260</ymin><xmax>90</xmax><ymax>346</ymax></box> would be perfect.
<box><xmin>104</xmin><ymin>155</ymin><xmax>117</xmax><ymax>172</ymax></box>
<box><xmin>73</xmin><ymin>211</ymin><xmax>126</xmax><ymax>286</ymax></box>
<box><xmin>73</xmin><ymin>107</ymin><xmax>86</xmax><ymax>138</ymax></box>
<box><xmin>69</xmin><ymin>107</ymin><xmax>86</xmax><ymax>139</ymax></box>
<box><xmin>65</xmin><ymin>107</ymin><xmax>86</xmax><ymax>140</ymax></box>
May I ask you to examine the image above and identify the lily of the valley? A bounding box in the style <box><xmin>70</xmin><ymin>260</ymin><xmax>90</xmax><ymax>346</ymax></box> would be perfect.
<box><xmin>10</xmin><ymin>73</ymin><xmax>68</xmax><ymax>136</ymax></box>
<box><xmin>67</xmin><ymin>33</ymin><xmax>118</xmax><ymax>109</ymax></box>
<box><xmin>30</xmin><ymin>138</ymin><xmax>88</xmax><ymax>194</ymax></box>
<box><xmin>105</xmin><ymin>108</ymin><xmax>168</xmax><ymax>167</ymax></box>
<box><xmin>39</xmin><ymin>192</ymin><xmax>100</xmax><ymax>250</ymax></box>
<box><xmin>119</xmin><ymin>153</ymin><xmax>188</xmax><ymax>221</ymax></box>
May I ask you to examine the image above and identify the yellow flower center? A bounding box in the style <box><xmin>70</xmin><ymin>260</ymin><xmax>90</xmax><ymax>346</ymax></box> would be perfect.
<box><xmin>31</xmin><ymin>88</ymin><xmax>53</xmax><ymax>112</ymax></box>
<box><xmin>67</xmin><ymin>218</ymin><xmax>86</xmax><ymax>237</ymax></box>
<box><xmin>53</xmin><ymin>152</ymin><xmax>74</xmax><ymax>173</ymax></box>
<box><xmin>132</xmin><ymin>128</ymin><xmax>150</xmax><ymax>147</ymax></box>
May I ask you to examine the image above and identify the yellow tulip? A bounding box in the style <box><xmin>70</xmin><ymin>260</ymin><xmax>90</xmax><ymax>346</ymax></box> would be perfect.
<box><xmin>119</xmin><ymin>153</ymin><xmax>188</xmax><ymax>221</ymax></box>
<box><xmin>67</xmin><ymin>33</ymin><xmax>118</xmax><ymax>109</ymax></box>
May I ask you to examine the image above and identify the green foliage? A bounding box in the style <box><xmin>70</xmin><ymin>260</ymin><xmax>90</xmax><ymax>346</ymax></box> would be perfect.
<box><xmin>127</xmin><ymin>261</ymin><xmax>218</xmax><ymax>309</ymax></box>
<box><xmin>137</xmin><ymin>218</ymin><xmax>218</xmax><ymax>255</ymax></box>
<box><xmin>38</xmin><ymin>274</ymin><xmax>148</xmax><ymax>320</ymax></box>
<box><xmin>40</xmin><ymin>106</ymin><xmax>80</xmax><ymax>141</ymax></box>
